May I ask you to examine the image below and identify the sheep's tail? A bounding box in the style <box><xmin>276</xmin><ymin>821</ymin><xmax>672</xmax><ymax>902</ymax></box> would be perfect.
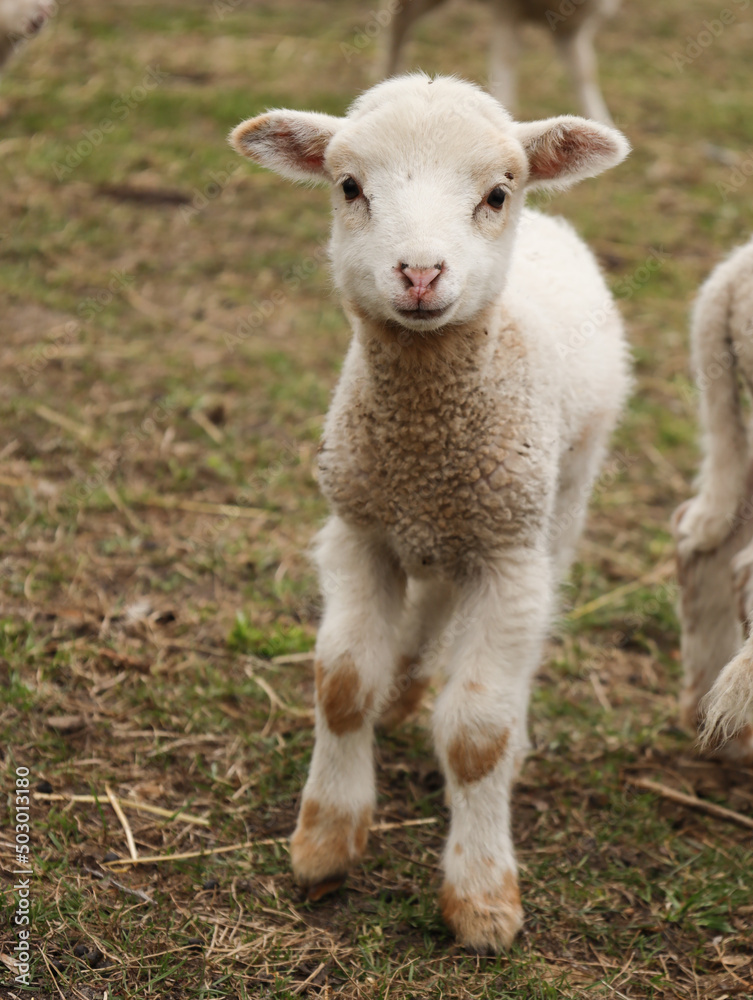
<box><xmin>698</xmin><ymin>638</ymin><xmax>753</xmax><ymax>749</ymax></box>
<box><xmin>691</xmin><ymin>263</ymin><xmax>749</xmax><ymax>504</ymax></box>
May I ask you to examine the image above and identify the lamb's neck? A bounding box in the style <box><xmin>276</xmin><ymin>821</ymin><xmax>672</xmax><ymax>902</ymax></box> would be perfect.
<box><xmin>351</xmin><ymin>306</ymin><xmax>500</xmax><ymax>400</ymax></box>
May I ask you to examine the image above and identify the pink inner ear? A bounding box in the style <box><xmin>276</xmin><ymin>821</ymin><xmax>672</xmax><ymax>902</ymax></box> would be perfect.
<box><xmin>529</xmin><ymin>127</ymin><xmax>614</xmax><ymax>182</ymax></box>
<box><xmin>274</xmin><ymin>126</ymin><xmax>326</xmax><ymax>172</ymax></box>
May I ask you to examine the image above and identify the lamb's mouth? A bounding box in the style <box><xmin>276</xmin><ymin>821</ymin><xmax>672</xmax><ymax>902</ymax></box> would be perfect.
<box><xmin>396</xmin><ymin>304</ymin><xmax>450</xmax><ymax>321</ymax></box>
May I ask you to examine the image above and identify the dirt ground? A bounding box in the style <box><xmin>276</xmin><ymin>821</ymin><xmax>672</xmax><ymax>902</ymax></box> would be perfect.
<box><xmin>1</xmin><ymin>0</ymin><xmax>752</xmax><ymax>997</ymax></box>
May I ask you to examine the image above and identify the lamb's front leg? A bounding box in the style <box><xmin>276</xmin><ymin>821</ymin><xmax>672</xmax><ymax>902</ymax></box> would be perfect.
<box><xmin>433</xmin><ymin>549</ymin><xmax>552</xmax><ymax>952</ymax></box>
<box><xmin>291</xmin><ymin>517</ymin><xmax>404</xmax><ymax>900</ymax></box>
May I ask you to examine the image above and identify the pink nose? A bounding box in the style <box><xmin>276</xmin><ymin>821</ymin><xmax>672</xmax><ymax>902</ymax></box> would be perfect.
<box><xmin>400</xmin><ymin>264</ymin><xmax>443</xmax><ymax>300</ymax></box>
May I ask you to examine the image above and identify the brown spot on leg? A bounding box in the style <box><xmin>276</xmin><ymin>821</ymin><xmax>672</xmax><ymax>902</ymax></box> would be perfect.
<box><xmin>315</xmin><ymin>655</ymin><xmax>374</xmax><ymax>736</ymax></box>
<box><xmin>378</xmin><ymin>655</ymin><xmax>430</xmax><ymax>728</ymax></box>
<box><xmin>447</xmin><ymin>725</ymin><xmax>510</xmax><ymax>785</ymax></box>
<box><xmin>290</xmin><ymin>798</ymin><xmax>372</xmax><ymax>898</ymax></box>
<box><xmin>439</xmin><ymin>871</ymin><xmax>522</xmax><ymax>952</ymax></box>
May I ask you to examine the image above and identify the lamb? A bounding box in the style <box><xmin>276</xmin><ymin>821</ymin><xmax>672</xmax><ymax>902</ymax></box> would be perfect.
<box><xmin>230</xmin><ymin>73</ymin><xmax>630</xmax><ymax>952</ymax></box>
<box><xmin>0</xmin><ymin>0</ymin><xmax>51</xmax><ymax>71</ymax></box>
<box><xmin>672</xmin><ymin>237</ymin><xmax>753</xmax><ymax>763</ymax></box>
<box><xmin>381</xmin><ymin>0</ymin><xmax>621</xmax><ymax>124</ymax></box>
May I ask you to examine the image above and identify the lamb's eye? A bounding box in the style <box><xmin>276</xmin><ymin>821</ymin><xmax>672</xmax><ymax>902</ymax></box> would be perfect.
<box><xmin>342</xmin><ymin>177</ymin><xmax>361</xmax><ymax>201</ymax></box>
<box><xmin>486</xmin><ymin>186</ymin><xmax>506</xmax><ymax>210</ymax></box>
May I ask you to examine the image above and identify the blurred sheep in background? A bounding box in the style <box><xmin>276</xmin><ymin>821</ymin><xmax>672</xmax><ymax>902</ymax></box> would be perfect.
<box><xmin>381</xmin><ymin>0</ymin><xmax>621</xmax><ymax>124</ymax></box>
<box><xmin>0</xmin><ymin>0</ymin><xmax>52</xmax><ymax>72</ymax></box>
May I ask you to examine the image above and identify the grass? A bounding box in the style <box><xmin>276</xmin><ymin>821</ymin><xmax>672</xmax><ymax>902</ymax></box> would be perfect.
<box><xmin>1</xmin><ymin>0</ymin><xmax>753</xmax><ymax>997</ymax></box>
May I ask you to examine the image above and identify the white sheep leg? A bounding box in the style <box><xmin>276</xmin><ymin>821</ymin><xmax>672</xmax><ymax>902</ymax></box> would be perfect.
<box><xmin>378</xmin><ymin>577</ymin><xmax>455</xmax><ymax>728</ymax></box>
<box><xmin>379</xmin><ymin>0</ymin><xmax>447</xmax><ymax>78</ymax></box>
<box><xmin>672</xmin><ymin>487</ymin><xmax>753</xmax><ymax>763</ymax></box>
<box><xmin>290</xmin><ymin>516</ymin><xmax>405</xmax><ymax>899</ymax></box>
<box><xmin>555</xmin><ymin>23</ymin><xmax>612</xmax><ymax>125</ymax></box>
<box><xmin>488</xmin><ymin>5</ymin><xmax>520</xmax><ymax>111</ymax></box>
<box><xmin>698</xmin><ymin>534</ymin><xmax>753</xmax><ymax>758</ymax></box>
<box><xmin>433</xmin><ymin>548</ymin><xmax>552</xmax><ymax>952</ymax></box>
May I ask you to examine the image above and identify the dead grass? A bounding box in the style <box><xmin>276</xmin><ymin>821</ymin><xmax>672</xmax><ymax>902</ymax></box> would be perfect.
<box><xmin>1</xmin><ymin>0</ymin><xmax>753</xmax><ymax>997</ymax></box>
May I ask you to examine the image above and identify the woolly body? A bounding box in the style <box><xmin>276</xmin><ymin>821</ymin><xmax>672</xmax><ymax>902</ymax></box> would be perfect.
<box><xmin>231</xmin><ymin>74</ymin><xmax>630</xmax><ymax>953</ymax></box>
<box><xmin>320</xmin><ymin>209</ymin><xmax>627</xmax><ymax>581</ymax></box>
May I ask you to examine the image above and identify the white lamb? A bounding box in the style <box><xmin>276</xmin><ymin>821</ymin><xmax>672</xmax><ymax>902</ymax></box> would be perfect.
<box><xmin>0</xmin><ymin>0</ymin><xmax>51</xmax><ymax>70</ymax></box>
<box><xmin>381</xmin><ymin>0</ymin><xmax>621</xmax><ymax>124</ymax></box>
<box><xmin>673</xmin><ymin>237</ymin><xmax>753</xmax><ymax>763</ymax></box>
<box><xmin>230</xmin><ymin>74</ymin><xmax>630</xmax><ymax>952</ymax></box>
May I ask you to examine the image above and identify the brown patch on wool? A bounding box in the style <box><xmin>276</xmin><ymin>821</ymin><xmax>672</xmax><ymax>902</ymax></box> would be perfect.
<box><xmin>464</xmin><ymin>680</ymin><xmax>486</xmax><ymax>694</ymax></box>
<box><xmin>379</xmin><ymin>655</ymin><xmax>430</xmax><ymax>728</ymax></box>
<box><xmin>315</xmin><ymin>655</ymin><xmax>373</xmax><ymax>736</ymax></box>
<box><xmin>438</xmin><ymin>871</ymin><xmax>522</xmax><ymax>952</ymax></box>
<box><xmin>454</xmin><ymin>842</ymin><xmax>463</xmax><ymax>855</ymax></box>
<box><xmin>290</xmin><ymin>798</ymin><xmax>372</xmax><ymax>897</ymax></box>
<box><xmin>447</xmin><ymin>725</ymin><xmax>510</xmax><ymax>784</ymax></box>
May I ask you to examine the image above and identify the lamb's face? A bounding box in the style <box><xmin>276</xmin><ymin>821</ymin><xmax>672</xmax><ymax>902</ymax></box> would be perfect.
<box><xmin>324</xmin><ymin>94</ymin><xmax>527</xmax><ymax>331</ymax></box>
<box><xmin>230</xmin><ymin>74</ymin><xmax>630</xmax><ymax>334</ymax></box>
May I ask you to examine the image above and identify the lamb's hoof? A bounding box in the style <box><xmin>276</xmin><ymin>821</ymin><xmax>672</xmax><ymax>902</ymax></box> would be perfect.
<box><xmin>439</xmin><ymin>875</ymin><xmax>523</xmax><ymax>953</ymax></box>
<box><xmin>302</xmin><ymin>874</ymin><xmax>347</xmax><ymax>903</ymax></box>
<box><xmin>290</xmin><ymin>798</ymin><xmax>371</xmax><ymax>896</ymax></box>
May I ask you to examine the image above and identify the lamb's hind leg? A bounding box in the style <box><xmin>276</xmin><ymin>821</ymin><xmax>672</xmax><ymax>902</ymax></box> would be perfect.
<box><xmin>698</xmin><ymin>533</ymin><xmax>753</xmax><ymax>760</ymax></box>
<box><xmin>672</xmin><ymin>482</ymin><xmax>753</xmax><ymax>763</ymax></box>
<box><xmin>433</xmin><ymin>548</ymin><xmax>552</xmax><ymax>952</ymax></box>
<box><xmin>378</xmin><ymin>578</ymin><xmax>455</xmax><ymax>729</ymax></box>
<box><xmin>291</xmin><ymin>517</ymin><xmax>405</xmax><ymax>900</ymax></box>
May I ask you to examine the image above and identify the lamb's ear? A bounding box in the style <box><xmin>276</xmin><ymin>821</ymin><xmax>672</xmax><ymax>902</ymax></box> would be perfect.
<box><xmin>229</xmin><ymin>110</ymin><xmax>342</xmax><ymax>183</ymax></box>
<box><xmin>516</xmin><ymin>116</ymin><xmax>630</xmax><ymax>191</ymax></box>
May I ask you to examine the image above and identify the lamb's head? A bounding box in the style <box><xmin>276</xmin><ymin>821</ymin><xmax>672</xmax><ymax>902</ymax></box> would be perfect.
<box><xmin>231</xmin><ymin>75</ymin><xmax>629</xmax><ymax>332</ymax></box>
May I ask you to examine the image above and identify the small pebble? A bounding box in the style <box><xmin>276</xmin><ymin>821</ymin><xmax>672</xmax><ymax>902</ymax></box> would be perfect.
<box><xmin>102</xmin><ymin>851</ymin><xmax>120</xmax><ymax>863</ymax></box>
